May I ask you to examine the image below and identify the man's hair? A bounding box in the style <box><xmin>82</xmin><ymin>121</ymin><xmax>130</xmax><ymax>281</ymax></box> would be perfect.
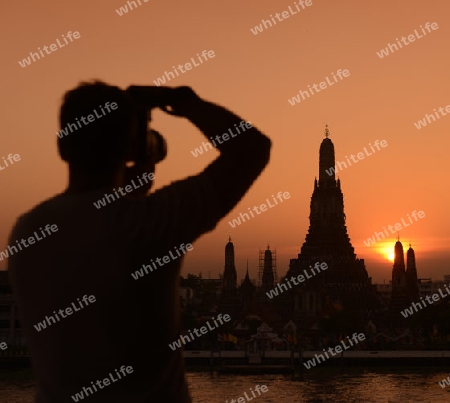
<box><xmin>57</xmin><ymin>80</ymin><xmax>135</xmax><ymax>173</ymax></box>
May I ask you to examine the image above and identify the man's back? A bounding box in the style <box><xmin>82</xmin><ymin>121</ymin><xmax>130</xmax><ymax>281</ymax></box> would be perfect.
<box><xmin>8</xmin><ymin>174</ymin><xmax>222</xmax><ymax>402</ymax></box>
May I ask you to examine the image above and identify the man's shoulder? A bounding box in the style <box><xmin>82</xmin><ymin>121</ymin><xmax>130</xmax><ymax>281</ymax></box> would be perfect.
<box><xmin>10</xmin><ymin>193</ymin><xmax>67</xmax><ymax>236</ymax></box>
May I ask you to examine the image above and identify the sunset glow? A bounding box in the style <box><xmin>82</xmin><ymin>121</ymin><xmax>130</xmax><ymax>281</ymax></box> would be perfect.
<box><xmin>385</xmin><ymin>249</ymin><xmax>395</xmax><ymax>262</ymax></box>
<box><xmin>372</xmin><ymin>243</ymin><xmax>396</xmax><ymax>263</ymax></box>
<box><xmin>0</xmin><ymin>0</ymin><xmax>449</xmax><ymax>285</ymax></box>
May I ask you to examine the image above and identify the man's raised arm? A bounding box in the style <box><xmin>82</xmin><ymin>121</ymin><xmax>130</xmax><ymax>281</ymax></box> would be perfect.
<box><xmin>169</xmin><ymin>87</ymin><xmax>272</xmax><ymax>218</ymax></box>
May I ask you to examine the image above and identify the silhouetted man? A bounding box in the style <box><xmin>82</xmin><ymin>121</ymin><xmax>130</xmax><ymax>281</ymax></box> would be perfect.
<box><xmin>7</xmin><ymin>81</ymin><xmax>271</xmax><ymax>402</ymax></box>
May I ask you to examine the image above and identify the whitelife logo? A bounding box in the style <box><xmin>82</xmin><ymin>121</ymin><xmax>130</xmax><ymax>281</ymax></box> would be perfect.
<box><xmin>0</xmin><ymin>153</ymin><xmax>21</xmax><ymax>173</ymax></box>
<box><xmin>0</xmin><ymin>224</ymin><xmax>58</xmax><ymax>261</ymax></box>
<box><xmin>71</xmin><ymin>365</ymin><xmax>134</xmax><ymax>401</ymax></box>
<box><xmin>376</xmin><ymin>22</ymin><xmax>439</xmax><ymax>59</ymax></box>
<box><xmin>93</xmin><ymin>172</ymin><xmax>155</xmax><ymax>209</ymax></box>
<box><xmin>152</xmin><ymin>50</ymin><xmax>215</xmax><ymax>86</ymax></box>
<box><xmin>414</xmin><ymin>104</ymin><xmax>450</xmax><ymax>129</ymax></box>
<box><xmin>439</xmin><ymin>374</ymin><xmax>450</xmax><ymax>389</ymax></box>
<box><xmin>249</xmin><ymin>0</ymin><xmax>313</xmax><ymax>35</ymax></box>
<box><xmin>228</xmin><ymin>192</ymin><xmax>290</xmax><ymax>228</ymax></box>
<box><xmin>18</xmin><ymin>31</ymin><xmax>81</xmax><ymax>68</ymax></box>
<box><xmin>400</xmin><ymin>284</ymin><xmax>450</xmax><ymax>318</ymax></box>
<box><xmin>303</xmin><ymin>333</ymin><xmax>366</xmax><ymax>369</ymax></box>
<box><xmin>168</xmin><ymin>314</ymin><xmax>231</xmax><ymax>350</ymax></box>
<box><xmin>325</xmin><ymin>140</ymin><xmax>388</xmax><ymax>176</ymax></box>
<box><xmin>288</xmin><ymin>69</ymin><xmax>350</xmax><ymax>106</ymax></box>
<box><xmin>34</xmin><ymin>295</ymin><xmax>96</xmax><ymax>332</ymax></box>
<box><xmin>266</xmin><ymin>262</ymin><xmax>328</xmax><ymax>299</ymax></box>
<box><xmin>131</xmin><ymin>243</ymin><xmax>193</xmax><ymax>280</ymax></box>
<box><xmin>363</xmin><ymin>210</ymin><xmax>425</xmax><ymax>247</ymax></box>
<box><xmin>115</xmin><ymin>0</ymin><xmax>149</xmax><ymax>16</ymax></box>
<box><xmin>225</xmin><ymin>385</ymin><xmax>269</xmax><ymax>403</ymax></box>
<box><xmin>57</xmin><ymin>102</ymin><xmax>118</xmax><ymax>139</ymax></box>
<box><xmin>190</xmin><ymin>121</ymin><xmax>252</xmax><ymax>157</ymax></box>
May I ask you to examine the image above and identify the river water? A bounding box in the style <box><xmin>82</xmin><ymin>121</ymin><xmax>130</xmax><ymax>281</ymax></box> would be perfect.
<box><xmin>1</xmin><ymin>369</ymin><xmax>450</xmax><ymax>402</ymax></box>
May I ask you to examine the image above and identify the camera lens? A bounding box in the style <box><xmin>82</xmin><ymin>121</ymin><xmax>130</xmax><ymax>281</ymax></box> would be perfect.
<box><xmin>149</xmin><ymin>130</ymin><xmax>167</xmax><ymax>164</ymax></box>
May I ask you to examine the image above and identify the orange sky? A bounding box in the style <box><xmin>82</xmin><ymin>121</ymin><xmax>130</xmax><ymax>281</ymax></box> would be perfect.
<box><xmin>1</xmin><ymin>0</ymin><xmax>449</xmax><ymax>283</ymax></box>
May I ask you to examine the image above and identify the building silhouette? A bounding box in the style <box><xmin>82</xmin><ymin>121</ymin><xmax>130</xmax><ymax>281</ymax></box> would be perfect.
<box><xmin>284</xmin><ymin>126</ymin><xmax>380</xmax><ymax>327</ymax></box>
<box><xmin>222</xmin><ymin>237</ymin><xmax>237</xmax><ymax>291</ymax></box>
<box><xmin>218</xmin><ymin>127</ymin><xmax>381</xmax><ymax>333</ymax></box>
<box><xmin>259</xmin><ymin>245</ymin><xmax>277</xmax><ymax>291</ymax></box>
<box><xmin>240</xmin><ymin>262</ymin><xmax>256</xmax><ymax>307</ymax></box>
<box><xmin>390</xmin><ymin>240</ymin><xmax>419</xmax><ymax>311</ymax></box>
<box><xmin>406</xmin><ymin>244</ymin><xmax>419</xmax><ymax>301</ymax></box>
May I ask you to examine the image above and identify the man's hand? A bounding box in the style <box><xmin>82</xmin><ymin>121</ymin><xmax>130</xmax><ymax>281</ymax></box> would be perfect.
<box><xmin>159</xmin><ymin>86</ymin><xmax>203</xmax><ymax>118</ymax></box>
<box><xmin>125</xmin><ymin>85</ymin><xmax>203</xmax><ymax>118</ymax></box>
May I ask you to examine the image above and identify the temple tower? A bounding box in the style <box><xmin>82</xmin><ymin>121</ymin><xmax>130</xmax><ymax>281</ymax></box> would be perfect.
<box><xmin>222</xmin><ymin>236</ymin><xmax>237</xmax><ymax>290</ymax></box>
<box><xmin>240</xmin><ymin>261</ymin><xmax>256</xmax><ymax>307</ymax></box>
<box><xmin>389</xmin><ymin>239</ymin><xmax>411</xmax><ymax>312</ymax></box>
<box><xmin>286</xmin><ymin>126</ymin><xmax>377</xmax><ymax>321</ymax></box>
<box><xmin>392</xmin><ymin>240</ymin><xmax>406</xmax><ymax>292</ymax></box>
<box><xmin>297</xmin><ymin>126</ymin><xmax>357</xmax><ymax>259</ymax></box>
<box><xmin>259</xmin><ymin>245</ymin><xmax>277</xmax><ymax>290</ymax></box>
<box><xmin>406</xmin><ymin>244</ymin><xmax>419</xmax><ymax>301</ymax></box>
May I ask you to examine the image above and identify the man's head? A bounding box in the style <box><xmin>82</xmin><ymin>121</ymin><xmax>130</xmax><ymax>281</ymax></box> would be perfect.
<box><xmin>57</xmin><ymin>80</ymin><xmax>137</xmax><ymax>175</ymax></box>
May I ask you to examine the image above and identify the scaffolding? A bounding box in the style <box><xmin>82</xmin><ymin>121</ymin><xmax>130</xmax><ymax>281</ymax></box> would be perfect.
<box><xmin>257</xmin><ymin>246</ymin><xmax>278</xmax><ymax>286</ymax></box>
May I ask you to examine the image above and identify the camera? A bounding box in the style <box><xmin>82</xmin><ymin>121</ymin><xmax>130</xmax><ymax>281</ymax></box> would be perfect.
<box><xmin>126</xmin><ymin>86</ymin><xmax>171</xmax><ymax>165</ymax></box>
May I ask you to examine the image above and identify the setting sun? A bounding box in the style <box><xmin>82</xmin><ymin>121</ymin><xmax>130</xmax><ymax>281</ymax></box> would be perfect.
<box><xmin>376</xmin><ymin>244</ymin><xmax>395</xmax><ymax>262</ymax></box>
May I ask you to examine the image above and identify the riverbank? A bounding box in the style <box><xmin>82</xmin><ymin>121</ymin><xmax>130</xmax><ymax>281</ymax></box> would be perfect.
<box><xmin>3</xmin><ymin>351</ymin><xmax>450</xmax><ymax>372</ymax></box>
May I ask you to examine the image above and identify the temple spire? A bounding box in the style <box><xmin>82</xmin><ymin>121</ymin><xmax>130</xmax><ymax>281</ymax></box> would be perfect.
<box><xmin>245</xmin><ymin>259</ymin><xmax>249</xmax><ymax>278</ymax></box>
<box><xmin>319</xmin><ymin>125</ymin><xmax>336</xmax><ymax>185</ymax></box>
<box><xmin>261</xmin><ymin>245</ymin><xmax>275</xmax><ymax>290</ymax></box>
<box><xmin>222</xmin><ymin>237</ymin><xmax>237</xmax><ymax>290</ymax></box>
<box><xmin>406</xmin><ymin>244</ymin><xmax>419</xmax><ymax>302</ymax></box>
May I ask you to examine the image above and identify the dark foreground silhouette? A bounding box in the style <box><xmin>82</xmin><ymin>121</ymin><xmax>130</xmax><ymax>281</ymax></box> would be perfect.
<box><xmin>7</xmin><ymin>81</ymin><xmax>271</xmax><ymax>402</ymax></box>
